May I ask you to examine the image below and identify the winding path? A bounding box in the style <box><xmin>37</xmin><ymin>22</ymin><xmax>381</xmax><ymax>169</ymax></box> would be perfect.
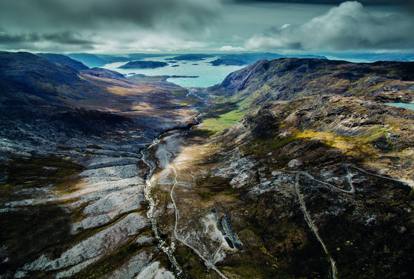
<box><xmin>140</xmin><ymin>147</ymin><xmax>183</xmax><ymax>277</ymax></box>
<box><xmin>294</xmin><ymin>172</ymin><xmax>339</xmax><ymax>279</ymax></box>
<box><xmin>292</xmin><ymin>164</ymin><xmax>409</xmax><ymax>279</ymax></box>
<box><xmin>293</xmin><ymin>166</ymin><xmax>356</xmax><ymax>279</ymax></box>
<box><xmin>141</xmin><ymin>134</ymin><xmax>229</xmax><ymax>279</ymax></box>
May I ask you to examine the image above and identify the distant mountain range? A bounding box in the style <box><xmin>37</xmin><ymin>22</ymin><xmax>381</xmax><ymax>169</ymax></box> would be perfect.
<box><xmin>209</xmin><ymin>53</ymin><xmax>326</xmax><ymax>66</ymax></box>
<box><xmin>166</xmin><ymin>54</ymin><xmax>214</xmax><ymax>61</ymax></box>
<box><xmin>325</xmin><ymin>52</ymin><xmax>414</xmax><ymax>62</ymax></box>
<box><xmin>67</xmin><ymin>53</ymin><xmax>168</xmax><ymax>67</ymax></box>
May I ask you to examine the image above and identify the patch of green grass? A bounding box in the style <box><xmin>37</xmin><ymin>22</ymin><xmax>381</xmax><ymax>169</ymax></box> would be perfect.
<box><xmin>187</xmin><ymin>128</ymin><xmax>215</xmax><ymax>139</ymax></box>
<box><xmin>195</xmin><ymin>174</ymin><xmax>236</xmax><ymax>201</ymax></box>
<box><xmin>201</xmin><ymin>101</ymin><xmax>239</xmax><ymax>118</ymax></box>
<box><xmin>238</xmin><ymin>84</ymin><xmax>272</xmax><ymax>110</ymax></box>
<box><xmin>201</xmin><ymin>110</ymin><xmax>246</xmax><ymax>133</ymax></box>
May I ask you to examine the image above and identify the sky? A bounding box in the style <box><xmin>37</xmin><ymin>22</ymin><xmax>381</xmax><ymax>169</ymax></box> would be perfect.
<box><xmin>0</xmin><ymin>0</ymin><xmax>413</xmax><ymax>53</ymax></box>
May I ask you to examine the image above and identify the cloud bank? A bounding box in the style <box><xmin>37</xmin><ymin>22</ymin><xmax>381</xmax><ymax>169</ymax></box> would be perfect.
<box><xmin>0</xmin><ymin>0</ymin><xmax>412</xmax><ymax>52</ymax></box>
<box><xmin>246</xmin><ymin>1</ymin><xmax>414</xmax><ymax>51</ymax></box>
<box><xmin>0</xmin><ymin>0</ymin><xmax>222</xmax><ymax>52</ymax></box>
<box><xmin>0</xmin><ymin>0</ymin><xmax>221</xmax><ymax>30</ymax></box>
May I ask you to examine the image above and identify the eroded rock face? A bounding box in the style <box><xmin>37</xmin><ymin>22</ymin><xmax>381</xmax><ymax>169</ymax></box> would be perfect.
<box><xmin>0</xmin><ymin>147</ymin><xmax>161</xmax><ymax>278</ymax></box>
<box><xmin>18</xmin><ymin>213</ymin><xmax>148</xmax><ymax>277</ymax></box>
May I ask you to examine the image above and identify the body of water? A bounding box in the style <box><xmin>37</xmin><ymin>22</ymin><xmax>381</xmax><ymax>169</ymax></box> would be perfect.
<box><xmin>386</xmin><ymin>102</ymin><xmax>414</xmax><ymax>111</ymax></box>
<box><xmin>103</xmin><ymin>56</ymin><xmax>244</xmax><ymax>88</ymax></box>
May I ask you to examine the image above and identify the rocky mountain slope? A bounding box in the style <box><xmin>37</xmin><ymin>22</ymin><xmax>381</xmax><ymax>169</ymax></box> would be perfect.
<box><xmin>0</xmin><ymin>51</ymin><xmax>197</xmax><ymax>156</ymax></box>
<box><xmin>143</xmin><ymin>59</ymin><xmax>414</xmax><ymax>278</ymax></box>
<box><xmin>38</xmin><ymin>53</ymin><xmax>89</xmax><ymax>71</ymax></box>
<box><xmin>147</xmin><ymin>98</ymin><xmax>414</xmax><ymax>278</ymax></box>
<box><xmin>0</xmin><ymin>52</ymin><xmax>197</xmax><ymax>278</ymax></box>
<box><xmin>210</xmin><ymin>58</ymin><xmax>414</xmax><ymax>104</ymax></box>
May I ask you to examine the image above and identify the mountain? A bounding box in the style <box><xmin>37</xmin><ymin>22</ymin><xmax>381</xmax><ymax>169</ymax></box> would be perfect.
<box><xmin>0</xmin><ymin>51</ymin><xmax>199</xmax><ymax>278</ymax></box>
<box><xmin>0</xmin><ymin>51</ymin><xmax>100</xmax><ymax>107</ymax></box>
<box><xmin>210</xmin><ymin>53</ymin><xmax>327</xmax><ymax>66</ymax></box>
<box><xmin>166</xmin><ymin>93</ymin><xmax>414</xmax><ymax>278</ymax></box>
<box><xmin>0</xmin><ymin>51</ymin><xmax>196</xmax><ymax>145</ymax></box>
<box><xmin>81</xmin><ymin>67</ymin><xmax>125</xmax><ymax>79</ymax></box>
<box><xmin>142</xmin><ymin>58</ymin><xmax>414</xmax><ymax>278</ymax></box>
<box><xmin>166</xmin><ymin>54</ymin><xmax>213</xmax><ymax>61</ymax></box>
<box><xmin>68</xmin><ymin>53</ymin><xmax>169</xmax><ymax>68</ymax></box>
<box><xmin>326</xmin><ymin>52</ymin><xmax>414</xmax><ymax>62</ymax></box>
<box><xmin>210</xmin><ymin>58</ymin><xmax>414</xmax><ymax>103</ymax></box>
<box><xmin>38</xmin><ymin>53</ymin><xmax>89</xmax><ymax>71</ymax></box>
<box><xmin>67</xmin><ymin>53</ymin><xmax>129</xmax><ymax>67</ymax></box>
<box><xmin>67</xmin><ymin>53</ymin><xmax>112</xmax><ymax>67</ymax></box>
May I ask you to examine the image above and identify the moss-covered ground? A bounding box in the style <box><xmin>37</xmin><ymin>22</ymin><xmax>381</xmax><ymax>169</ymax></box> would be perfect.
<box><xmin>200</xmin><ymin>110</ymin><xmax>245</xmax><ymax>134</ymax></box>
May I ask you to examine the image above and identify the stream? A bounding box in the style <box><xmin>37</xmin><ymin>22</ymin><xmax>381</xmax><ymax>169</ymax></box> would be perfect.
<box><xmin>140</xmin><ymin>134</ymin><xmax>183</xmax><ymax>277</ymax></box>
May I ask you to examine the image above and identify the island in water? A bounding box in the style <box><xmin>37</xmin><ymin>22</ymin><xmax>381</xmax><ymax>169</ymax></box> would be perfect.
<box><xmin>119</xmin><ymin>60</ymin><xmax>168</xmax><ymax>69</ymax></box>
<box><xmin>166</xmin><ymin>54</ymin><xmax>213</xmax><ymax>61</ymax></box>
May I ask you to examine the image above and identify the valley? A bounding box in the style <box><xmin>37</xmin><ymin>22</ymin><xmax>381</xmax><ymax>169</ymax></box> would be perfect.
<box><xmin>0</xmin><ymin>52</ymin><xmax>413</xmax><ymax>279</ymax></box>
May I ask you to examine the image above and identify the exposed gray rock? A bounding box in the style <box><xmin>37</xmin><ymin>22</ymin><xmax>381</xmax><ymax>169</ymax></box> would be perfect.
<box><xmin>136</xmin><ymin>261</ymin><xmax>175</xmax><ymax>279</ymax></box>
<box><xmin>104</xmin><ymin>250</ymin><xmax>154</xmax><ymax>279</ymax></box>
<box><xmin>17</xmin><ymin>213</ymin><xmax>149</xmax><ymax>277</ymax></box>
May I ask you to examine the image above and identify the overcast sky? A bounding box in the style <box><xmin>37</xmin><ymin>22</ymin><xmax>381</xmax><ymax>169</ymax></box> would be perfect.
<box><xmin>0</xmin><ymin>0</ymin><xmax>413</xmax><ymax>53</ymax></box>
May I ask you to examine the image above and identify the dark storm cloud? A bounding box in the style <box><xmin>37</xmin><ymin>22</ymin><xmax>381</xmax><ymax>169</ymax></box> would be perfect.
<box><xmin>0</xmin><ymin>0</ymin><xmax>222</xmax><ymax>51</ymax></box>
<box><xmin>42</xmin><ymin>32</ymin><xmax>93</xmax><ymax>46</ymax></box>
<box><xmin>0</xmin><ymin>30</ymin><xmax>94</xmax><ymax>49</ymax></box>
<box><xmin>0</xmin><ymin>0</ymin><xmax>412</xmax><ymax>52</ymax></box>
<box><xmin>0</xmin><ymin>0</ymin><xmax>220</xmax><ymax>31</ymax></box>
